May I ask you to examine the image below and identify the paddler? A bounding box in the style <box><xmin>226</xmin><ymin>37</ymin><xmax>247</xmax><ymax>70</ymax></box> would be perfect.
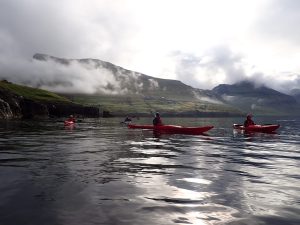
<box><xmin>244</xmin><ymin>114</ymin><xmax>255</xmax><ymax>127</ymax></box>
<box><xmin>123</xmin><ymin>116</ymin><xmax>132</xmax><ymax>123</ymax></box>
<box><xmin>67</xmin><ymin>115</ymin><xmax>76</xmax><ymax>123</ymax></box>
<box><xmin>153</xmin><ymin>112</ymin><xmax>163</xmax><ymax>126</ymax></box>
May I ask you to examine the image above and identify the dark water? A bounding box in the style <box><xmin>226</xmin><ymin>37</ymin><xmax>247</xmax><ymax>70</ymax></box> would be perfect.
<box><xmin>0</xmin><ymin>117</ymin><xmax>299</xmax><ymax>225</ymax></box>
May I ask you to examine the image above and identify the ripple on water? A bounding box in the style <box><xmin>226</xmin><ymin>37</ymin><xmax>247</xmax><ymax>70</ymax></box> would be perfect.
<box><xmin>0</xmin><ymin>117</ymin><xmax>299</xmax><ymax>225</ymax></box>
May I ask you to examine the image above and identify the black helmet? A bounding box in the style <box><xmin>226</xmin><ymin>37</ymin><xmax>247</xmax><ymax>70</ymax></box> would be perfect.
<box><xmin>155</xmin><ymin>112</ymin><xmax>160</xmax><ymax>116</ymax></box>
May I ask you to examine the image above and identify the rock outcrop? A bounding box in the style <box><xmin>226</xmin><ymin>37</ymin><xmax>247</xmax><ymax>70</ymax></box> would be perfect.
<box><xmin>0</xmin><ymin>87</ymin><xmax>23</xmax><ymax>119</ymax></box>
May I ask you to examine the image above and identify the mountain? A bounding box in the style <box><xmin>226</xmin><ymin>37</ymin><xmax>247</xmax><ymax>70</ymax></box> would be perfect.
<box><xmin>33</xmin><ymin>53</ymin><xmax>223</xmax><ymax>101</ymax></box>
<box><xmin>291</xmin><ymin>89</ymin><xmax>300</xmax><ymax>103</ymax></box>
<box><xmin>212</xmin><ymin>81</ymin><xmax>300</xmax><ymax>115</ymax></box>
<box><xmin>33</xmin><ymin>53</ymin><xmax>241</xmax><ymax>117</ymax></box>
<box><xmin>30</xmin><ymin>54</ymin><xmax>300</xmax><ymax>116</ymax></box>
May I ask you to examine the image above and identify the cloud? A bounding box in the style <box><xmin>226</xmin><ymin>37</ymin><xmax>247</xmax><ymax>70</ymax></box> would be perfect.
<box><xmin>0</xmin><ymin>55</ymin><xmax>140</xmax><ymax>94</ymax></box>
<box><xmin>170</xmin><ymin>46</ymin><xmax>300</xmax><ymax>93</ymax></box>
<box><xmin>255</xmin><ymin>0</ymin><xmax>300</xmax><ymax>45</ymax></box>
<box><xmin>0</xmin><ymin>0</ymin><xmax>79</xmax><ymax>58</ymax></box>
<box><xmin>148</xmin><ymin>79</ymin><xmax>159</xmax><ymax>90</ymax></box>
<box><xmin>0</xmin><ymin>0</ymin><xmax>148</xmax><ymax>95</ymax></box>
<box><xmin>0</xmin><ymin>0</ymin><xmax>299</xmax><ymax>95</ymax></box>
<box><xmin>250</xmin><ymin>72</ymin><xmax>300</xmax><ymax>94</ymax></box>
<box><xmin>171</xmin><ymin>46</ymin><xmax>247</xmax><ymax>89</ymax></box>
<box><xmin>0</xmin><ymin>0</ymin><xmax>137</xmax><ymax>61</ymax></box>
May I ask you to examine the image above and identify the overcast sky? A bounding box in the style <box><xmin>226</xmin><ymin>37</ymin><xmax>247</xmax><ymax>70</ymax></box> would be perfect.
<box><xmin>0</xmin><ymin>0</ymin><xmax>300</xmax><ymax>93</ymax></box>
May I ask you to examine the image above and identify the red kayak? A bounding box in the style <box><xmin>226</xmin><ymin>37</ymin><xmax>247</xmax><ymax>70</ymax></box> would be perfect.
<box><xmin>128</xmin><ymin>124</ymin><xmax>214</xmax><ymax>135</ymax></box>
<box><xmin>64</xmin><ymin>120</ymin><xmax>75</xmax><ymax>126</ymax></box>
<box><xmin>233</xmin><ymin>124</ymin><xmax>280</xmax><ymax>133</ymax></box>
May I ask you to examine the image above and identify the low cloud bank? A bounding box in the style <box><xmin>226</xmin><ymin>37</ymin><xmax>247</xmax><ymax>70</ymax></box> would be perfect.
<box><xmin>0</xmin><ymin>56</ymin><xmax>139</xmax><ymax>95</ymax></box>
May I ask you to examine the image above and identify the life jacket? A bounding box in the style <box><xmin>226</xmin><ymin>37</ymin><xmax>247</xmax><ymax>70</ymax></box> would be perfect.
<box><xmin>244</xmin><ymin>119</ymin><xmax>255</xmax><ymax>127</ymax></box>
<box><xmin>153</xmin><ymin>117</ymin><xmax>162</xmax><ymax>125</ymax></box>
<box><xmin>68</xmin><ymin>117</ymin><xmax>76</xmax><ymax>122</ymax></box>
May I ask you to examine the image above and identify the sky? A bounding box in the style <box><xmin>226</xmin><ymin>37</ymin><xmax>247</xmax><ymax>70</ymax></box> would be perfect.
<box><xmin>0</xmin><ymin>0</ymin><xmax>300</xmax><ymax>94</ymax></box>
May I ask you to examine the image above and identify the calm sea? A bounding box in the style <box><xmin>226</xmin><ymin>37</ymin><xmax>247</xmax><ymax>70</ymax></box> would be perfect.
<box><xmin>0</xmin><ymin>116</ymin><xmax>299</xmax><ymax>225</ymax></box>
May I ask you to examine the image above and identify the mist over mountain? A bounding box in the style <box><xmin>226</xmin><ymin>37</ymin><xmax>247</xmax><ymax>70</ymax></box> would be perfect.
<box><xmin>291</xmin><ymin>89</ymin><xmax>300</xmax><ymax>95</ymax></box>
<box><xmin>213</xmin><ymin>81</ymin><xmax>300</xmax><ymax>115</ymax></box>
<box><xmin>291</xmin><ymin>89</ymin><xmax>300</xmax><ymax>103</ymax></box>
<box><xmin>31</xmin><ymin>53</ymin><xmax>223</xmax><ymax>103</ymax></box>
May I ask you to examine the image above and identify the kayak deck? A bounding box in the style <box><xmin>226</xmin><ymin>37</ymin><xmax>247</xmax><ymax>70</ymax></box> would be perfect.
<box><xmin>233</xmin><ymin>124</ymin><xmax>280</xmax><ymax>133</ymax></box>
<box><xmin>128</xmin><ymin>124</ymin><xmax>214</xmax><ymax>135</ymax></box>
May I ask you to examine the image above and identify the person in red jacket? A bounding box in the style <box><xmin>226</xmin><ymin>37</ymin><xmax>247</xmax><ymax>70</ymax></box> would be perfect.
<box><xmin>153</xmin><ymin>112</ymin><xmax>163</xmax><ymax>126</ymax></box>
<box><xmin>67</xmin><ymin>115</ymin><xmax>76</xmax><ymax>122</ymax></box>
<box><xmin>244</xmin><ymin>114</ymin><xmax>255</xmax><ymax>127</ymax></box>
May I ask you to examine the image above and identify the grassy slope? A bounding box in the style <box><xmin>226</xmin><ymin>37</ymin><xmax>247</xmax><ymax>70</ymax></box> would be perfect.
<box><xmin>0</xmin><ymin>80</ymin><xmax>71</xmax><ymax>103</ymax></box>
<box><xmin>0</xmin><ymin>80</ymin><xmax>242</xmax><ymax>116</ymax></box>
<box><xmin>0</xmin><ymin>80</ymin><xmax>239</xmax><ymax>116</ymax></box>
<box><xmin>66</xmin><ymin>94</ymin><xmax>240</xmax><ymax>116</ymax></box>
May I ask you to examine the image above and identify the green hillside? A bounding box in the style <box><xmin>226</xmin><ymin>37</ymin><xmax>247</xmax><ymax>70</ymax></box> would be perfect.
<box><xmin>65</xmin><ymin>93</ymin><xmax>241</xmax><ymax>116</ymax></box>
<box><xmin>0</xmin><ymin>80</ymin><xmax>70</xmax><ymax>103</ymax></box>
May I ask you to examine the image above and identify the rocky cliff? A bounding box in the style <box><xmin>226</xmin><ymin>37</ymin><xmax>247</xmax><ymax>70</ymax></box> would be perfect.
<box><xmin>0</xmin><ymin>80</ymin><xmax>100</xmax><ymax>119</ymax></box>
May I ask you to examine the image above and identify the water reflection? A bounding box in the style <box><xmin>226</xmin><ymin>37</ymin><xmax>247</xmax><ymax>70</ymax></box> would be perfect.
<box><xmin>0</xmin><ymin>117</ymin><xmax>299</xmax><ymax>225</ymax></box>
